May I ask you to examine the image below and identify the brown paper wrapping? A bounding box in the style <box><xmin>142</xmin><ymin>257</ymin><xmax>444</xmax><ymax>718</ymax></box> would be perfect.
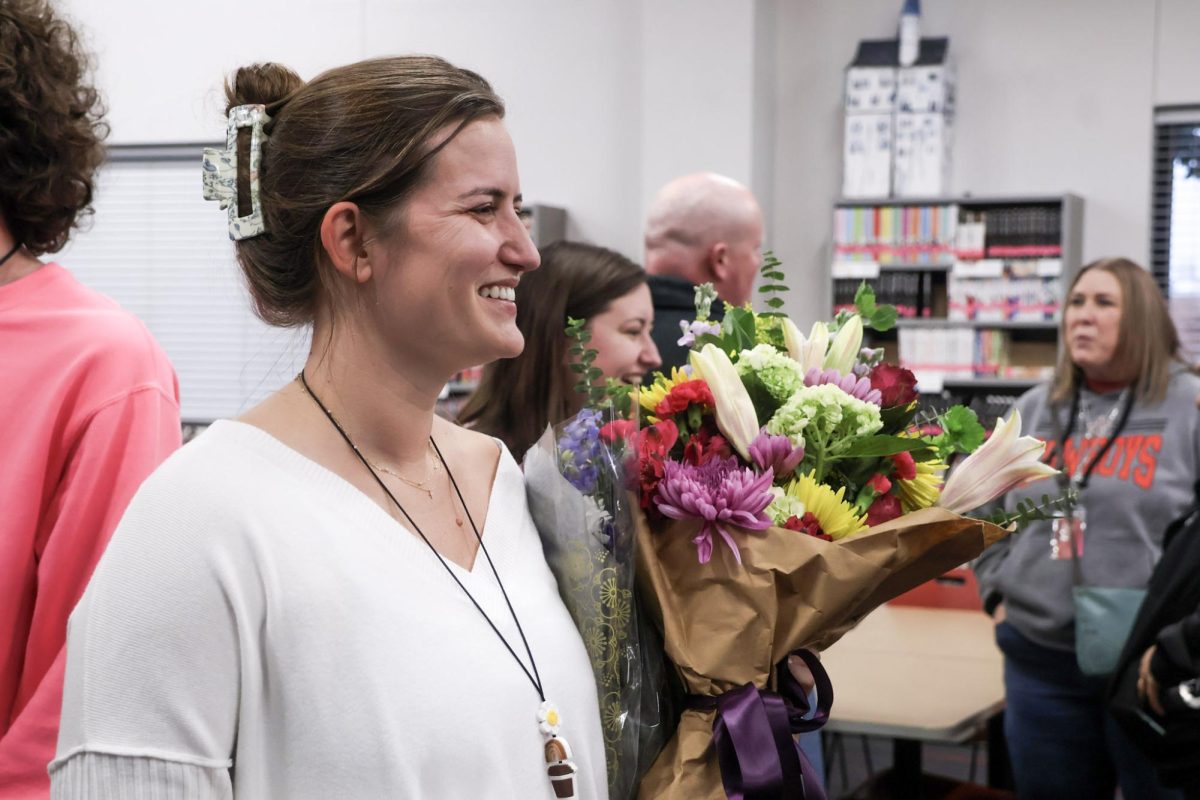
<box><xmin>633</xmin><ymin>507</ymin><xmax>1009</xmax><ymax>800</ymax></box>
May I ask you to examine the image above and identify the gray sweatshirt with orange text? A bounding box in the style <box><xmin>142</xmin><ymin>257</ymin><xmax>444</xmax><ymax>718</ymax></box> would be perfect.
<box><xmin>973</xmin><ymin>368</ymin><xmax>1200</xmax><ymax>652</ymax></box>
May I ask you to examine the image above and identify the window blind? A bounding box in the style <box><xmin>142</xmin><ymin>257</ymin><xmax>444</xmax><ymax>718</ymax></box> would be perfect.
<box><xmin>58</xmin><ymin>145</ymin><xmax>310</xmax><ymax>423</ymax></box>
<box><xmin>1151</xmin><ymin>108</ymin><xmax>1200</xmax><ymax>294</ymax></box>
<box><xmin>1152</xmin><ymin>108</ymin><xmax>1200</xmax><ymax>362</ymax></box>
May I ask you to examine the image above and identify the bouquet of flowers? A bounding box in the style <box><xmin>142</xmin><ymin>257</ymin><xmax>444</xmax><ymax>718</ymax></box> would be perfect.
<box><xmin>524</xmin><ymin>321</ymin><xmax>672</xmax><ymax>800</ymax></box>
<box><xmin>610</xmin><ymin>258</ymin><xmax>1065</xmax><ymax>799</ymax></box>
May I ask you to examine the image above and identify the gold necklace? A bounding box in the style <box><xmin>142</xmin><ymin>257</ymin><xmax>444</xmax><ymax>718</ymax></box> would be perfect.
<box><xmin>294</xmin><ymin>376</ymin><xmax>460</xmax><ymax>523</ymax></box>
<box><xmin>295</xmin><ymin>379</ymin><xmax>441</xmax><ymax>496</ymax></box>
<box><xmin>365</xmin><ymin>442</ymin><xmax>438</xmax><ymax>499</ymax></box>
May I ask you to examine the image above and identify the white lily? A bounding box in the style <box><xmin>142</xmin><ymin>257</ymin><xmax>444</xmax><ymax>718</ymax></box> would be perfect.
<box><xmin>782</xmin><ymin>318</ymin><xmax>829</xmax><ymax>374</ymax></box>
<box><xmin>938</xmin><ymin>410</ymin><xmax>1060</xmax><ymax>514</ymax></box>
<box><xmin>689</xmin><ymin>343</ymin><xmax>759</xmax><ymax>460</ymax></box>
<box><xmin>823</xmin><ymin>314</ymin><xmax>863</xmax><ymax>374</ymax></box>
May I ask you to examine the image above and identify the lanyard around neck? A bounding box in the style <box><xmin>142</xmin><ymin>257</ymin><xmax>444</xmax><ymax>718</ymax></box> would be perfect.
<box><xmin>1054</xmin><ymin>384</ymin><xmax>1135</xmax><ymax>491</ymax></box>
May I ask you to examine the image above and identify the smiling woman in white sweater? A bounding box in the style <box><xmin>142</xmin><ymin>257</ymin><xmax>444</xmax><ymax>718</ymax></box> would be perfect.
<box><xmin>49</xmin><ymin>56</ymin><xmax>607</xmax><ymax>799</ymax></box>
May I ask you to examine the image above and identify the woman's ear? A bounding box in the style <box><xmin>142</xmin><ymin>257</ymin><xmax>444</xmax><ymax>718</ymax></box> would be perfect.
<box><xmin>320</xmin><ymin>201</ymin><xmax>373</xmax><ymax>284</ymax></box>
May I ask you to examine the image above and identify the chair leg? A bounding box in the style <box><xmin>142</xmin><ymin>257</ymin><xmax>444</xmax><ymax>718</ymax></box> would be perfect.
<box><xmin>829</xmin><ymin>732</ymin><xmax>850</xmax><ymax>793</ymax></box>
<box><xmin>860</xmin><ymin>734</ymin><xmax>875</xmax><ymax>776</ymax></box>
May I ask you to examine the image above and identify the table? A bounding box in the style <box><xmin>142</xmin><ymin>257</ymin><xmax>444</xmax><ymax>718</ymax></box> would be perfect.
<box><xmin>821</xmin><ymin>605</ymin><xmax>1009</xmax><ymax>796</ymax></box>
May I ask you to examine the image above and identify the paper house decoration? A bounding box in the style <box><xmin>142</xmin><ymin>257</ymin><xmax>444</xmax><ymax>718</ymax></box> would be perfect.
<box><xmin>897</xmin><ymin>63</ymin><xmax>955</xmax><ymax>114</ymax></box>
<box><xmin>843</xmin><ymin>113</ymin><xmax>894</xmax><ymax>199</ymax></box>
<box><xmin>893</xmin><ymin>112</ymin><xmax>952</xmax><ymax>197</ymax></box>
<box><xmin>845</xmin><ymin>66</ymin><xmax>897</xmax><ymax>114</ymax></box>
<box><xmin>842</xmin><ymin>37</ymin><xmax>954</xmax><ymax>199</ymax></box>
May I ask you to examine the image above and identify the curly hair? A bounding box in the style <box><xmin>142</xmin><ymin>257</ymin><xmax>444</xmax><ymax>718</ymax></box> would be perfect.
<box><xmin>0</xmin><ymin>0</ymin><xmax>107</xmax><ymax>256</ymax></box>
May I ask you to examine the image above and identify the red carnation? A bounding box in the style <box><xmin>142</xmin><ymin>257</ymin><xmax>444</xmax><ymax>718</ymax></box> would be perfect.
<box><xmin>869</xmin><ymin>363</ymin><xmax>918</xmax><ymax>408</ymax></box>
<box><xmin>599</xmin><ymin>419</ymin><xmax>637</xmax><ymax>445</ymax></box>
<box><xmin>866</xmin><ymin>493</ymin><xmax>903</xmax><ymax>527</ymax></box>
<box><xmin>683</xmin><ymin>425</ymin><xmax>731</xmax><ymax>466</ymax></box>
<box><xmin>783</xmin><ymin>513</ymin><xmax>832</xmax><ymax>541</ymax></box>
<box><xmin>631</xmin><ymin>420</ymin><xmax>679</xmax><ymax>509</ymax></box>
<box><xmin>891</xmin><ymin>450</ymin><xmax>917</xmax><ymax>481</ymax></box>
<box><xmin>654</xmin><ymin>379</ymin><xmax>715</xmax><ymax>418</ymax></box>
<box><xmin>866</xmin><ymin>473</ymin><xmax>892</xmax><ymax>495</ymax></box>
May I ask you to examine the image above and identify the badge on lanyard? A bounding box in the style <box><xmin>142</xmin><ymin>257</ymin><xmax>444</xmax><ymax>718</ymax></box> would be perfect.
<box><xmin>1050</xmin><ymin>506</ymin><xmax>1085</xmax><ymax>560</ymax></box>
<box><xmin>1046</xmin><ymin>387</ymin><xmax>1131</xmax><ymax>562</ymax></box>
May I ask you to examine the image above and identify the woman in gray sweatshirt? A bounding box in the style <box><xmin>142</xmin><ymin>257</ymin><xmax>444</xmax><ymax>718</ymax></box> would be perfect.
<box><xmin>974</xmin><ymin>257</ymin><xmax>1200</xmax><ymax>800</ymax></box>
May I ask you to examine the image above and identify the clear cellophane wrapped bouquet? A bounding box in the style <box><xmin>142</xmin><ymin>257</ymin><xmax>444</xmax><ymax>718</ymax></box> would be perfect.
<box><xmin>531</xmin><ymin>259</ymin><xmax>1068</xmax><ymax>800</ymax></box>
<box><xmin>524</xmin><ymin>319</ymin><xmax>674</xmax><ymax>800</ymax></box>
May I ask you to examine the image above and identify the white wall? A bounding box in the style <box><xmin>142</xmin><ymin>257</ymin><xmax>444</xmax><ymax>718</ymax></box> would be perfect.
<box><xmin>58</xmin><ymin>0</ymin><xmax>1200</xmax><ymax>331</ymax></box>
<box><xmin>60</xmin><ymin>0</ymin><xmax>762</xmax><ymax>263</ymax></box>
<box><xmin>639</xmin><ymin>1</ymin><xmax>758</xmax><ymax>211</ymax></box>
<box><xmin>772</xmin><ymin>0</ymin><xmax>1200</xmax><ymax>329</ymax></box>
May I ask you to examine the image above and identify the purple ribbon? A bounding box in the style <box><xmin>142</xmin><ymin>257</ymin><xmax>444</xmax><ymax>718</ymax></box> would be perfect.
<box><xmin>686</xmin><ymin>649</ymin><xmax>833</xmax><ymax>800</ymax></box>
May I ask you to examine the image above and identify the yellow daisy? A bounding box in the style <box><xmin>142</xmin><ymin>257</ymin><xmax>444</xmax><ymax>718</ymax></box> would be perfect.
<box><xmin>895</xmin><ymin>459</ymin><xmax>946</xmax><ymax>512</ymax></box>
<box><xmin>782</xmin><ymin>471</ymin><xmax>868</xmax><ymax>540</ymax></box>
<box><xmin>639</xmin><ymin>367</ymin><xmax>691</xmax><ymax>421</ymax></box>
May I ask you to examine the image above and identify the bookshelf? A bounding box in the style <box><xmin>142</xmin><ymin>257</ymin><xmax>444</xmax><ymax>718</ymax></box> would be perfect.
<box><xmin>830</xmin><ymin>194</ymin><xmax>1083</xmax><ymax>421</ymax></box>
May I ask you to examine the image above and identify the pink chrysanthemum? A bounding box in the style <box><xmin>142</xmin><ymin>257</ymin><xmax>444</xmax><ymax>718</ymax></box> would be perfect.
<box><xmin>654</xmin><ymin>457</ymin><xmax>775</xmax><ymax>564</ymax></box>
<box><xmin>804</xmin><ymin>367</ymin><xmax>883</xmax><ymax>405</ymax></box>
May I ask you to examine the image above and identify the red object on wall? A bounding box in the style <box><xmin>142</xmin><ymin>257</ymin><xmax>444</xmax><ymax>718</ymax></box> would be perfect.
<box><xmin>889</xmin><ymin>566</ymin><xmax>983</xmax><ymax>611</ymax></box>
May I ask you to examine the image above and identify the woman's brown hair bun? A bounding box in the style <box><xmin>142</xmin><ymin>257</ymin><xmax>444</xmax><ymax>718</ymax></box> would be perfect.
<box><xmin>223</xmin><ymin>63</ymin><xmax>304</xmax><ymax>114</ymax></box>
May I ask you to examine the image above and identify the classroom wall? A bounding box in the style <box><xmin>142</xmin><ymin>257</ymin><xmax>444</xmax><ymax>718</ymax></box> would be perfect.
<box><xmin>58</xmin><ymin>0</ymin><xmax>762</xmax><ymax>263</ymax></box>
<box><xmin>57</xmin><ymin>0</ymin><xmax>1200</xmax><ymax>329</ymax></box>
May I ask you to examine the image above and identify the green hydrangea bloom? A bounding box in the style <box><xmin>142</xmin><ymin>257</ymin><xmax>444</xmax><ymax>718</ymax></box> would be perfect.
<box><xmin>765</xmin><ymin>384</ymin><xmax>883</xmax><ymax>481</ymax></box>
<box><xmin>736</xmin><ymin>344</ymin><xmax>804</xmax><ymax>403</ymax></box>
<box><xmin>766</xmin><ymin>486</ymin><xmax>806</xmax><ymax>525</ymax></box>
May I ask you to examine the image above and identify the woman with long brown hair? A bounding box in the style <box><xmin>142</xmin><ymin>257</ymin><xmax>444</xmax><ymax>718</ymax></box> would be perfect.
<box><xmin>975</xmin><ymin>257</ymin><xmax>1200</xmax><ymax>799</ymax></box>
<box><xmin>459</xmin><ymin>240</ymin><xmax>661</xmax><ymax>460</ymax></box>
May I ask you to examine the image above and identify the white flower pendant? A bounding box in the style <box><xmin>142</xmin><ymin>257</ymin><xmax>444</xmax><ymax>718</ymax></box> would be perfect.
<box><xmin>538</xmin><ymin>700</ymin><xmax>578</xmax><ymax>799</ymax></box>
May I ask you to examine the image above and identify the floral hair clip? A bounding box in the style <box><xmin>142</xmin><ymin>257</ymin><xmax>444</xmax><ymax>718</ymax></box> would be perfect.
<box><xmin>202</xmin><ymin>104</ymin><xmax>270</xmax><ymax>240</ymax></box>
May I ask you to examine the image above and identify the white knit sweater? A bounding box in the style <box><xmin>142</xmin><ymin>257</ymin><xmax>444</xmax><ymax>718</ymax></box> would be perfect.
<box><xmin>50</xmin><ymin>421</ymin><xmax>608</xmax><ymax>799</ymax></box>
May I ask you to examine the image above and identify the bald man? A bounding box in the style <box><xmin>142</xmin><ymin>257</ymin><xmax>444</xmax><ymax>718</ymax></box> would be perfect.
<box><xmin>643</xmin><ymin>172</ymin><xmax>764</xmax><ymax>374</ymax></box>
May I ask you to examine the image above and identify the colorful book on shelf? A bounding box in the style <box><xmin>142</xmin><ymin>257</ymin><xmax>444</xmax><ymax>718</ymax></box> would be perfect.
<box><xmin>986</xmin><ymin>244</ymin><xmax>1062</xmax><ymax>258</ymax></box>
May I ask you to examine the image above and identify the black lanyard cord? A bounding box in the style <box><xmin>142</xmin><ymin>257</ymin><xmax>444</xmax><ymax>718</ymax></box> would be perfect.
<box><xmin>0</xmin><ymin>241</ymin><xmax>22</xmax><ymax>269</ymax></box>
<box><xmin>1054</xmin><ymin>383</ymin><xmax>1136</xmax><ymax>491</ymax></box>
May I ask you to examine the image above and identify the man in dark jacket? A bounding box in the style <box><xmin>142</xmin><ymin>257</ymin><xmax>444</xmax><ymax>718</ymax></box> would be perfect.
<box><xmin>643</xmin><ymin>173</ymin><xmax>764</xmax><ymax>374</ymax></box>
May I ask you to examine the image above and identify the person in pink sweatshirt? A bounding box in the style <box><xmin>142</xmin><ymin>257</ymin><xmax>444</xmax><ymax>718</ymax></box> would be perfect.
<box><xmin>0</xmin><ymin>2</ymin><xmax>181</xmax><ymax>795</ymax></box>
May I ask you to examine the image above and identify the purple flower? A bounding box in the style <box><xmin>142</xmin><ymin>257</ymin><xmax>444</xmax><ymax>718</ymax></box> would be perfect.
<box><xmin>677</xmin><ymin>319</ymin><xmax>722</xmax><ymax>348</ymax></box>
<box><xmin>748</xmin><ymin>429</ymin><xmax>805</xmax><ymax>477</ymax></box>
<box><xmin>804</xmin><ymin>367</ymin><xmax>883</xmax><ymax>405</ymax></box>
<box><xmin>557</xmin><ymin>408</ymin><xmax>603</xmax><ymax>493</ymax></box>
<box><xmin>653</xmin><ymin>456</ymin><xmax>775</xmax><ymax>564</ymax></box>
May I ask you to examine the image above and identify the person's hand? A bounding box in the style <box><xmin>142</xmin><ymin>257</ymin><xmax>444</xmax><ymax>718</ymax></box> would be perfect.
<box><xmin>992</xmin><ymin>603</ymin><xmax>1007</xmax><ymax>625</ymax></box>
<box><xmin>787</xmin><ymin>654</ymin><xmax>816</xmax><ymax>697</ymax></box>
<box><xmin>1138</xmin><ymin>646</ymin><xmax>1166</xmax><ymax>716</ymax></box>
